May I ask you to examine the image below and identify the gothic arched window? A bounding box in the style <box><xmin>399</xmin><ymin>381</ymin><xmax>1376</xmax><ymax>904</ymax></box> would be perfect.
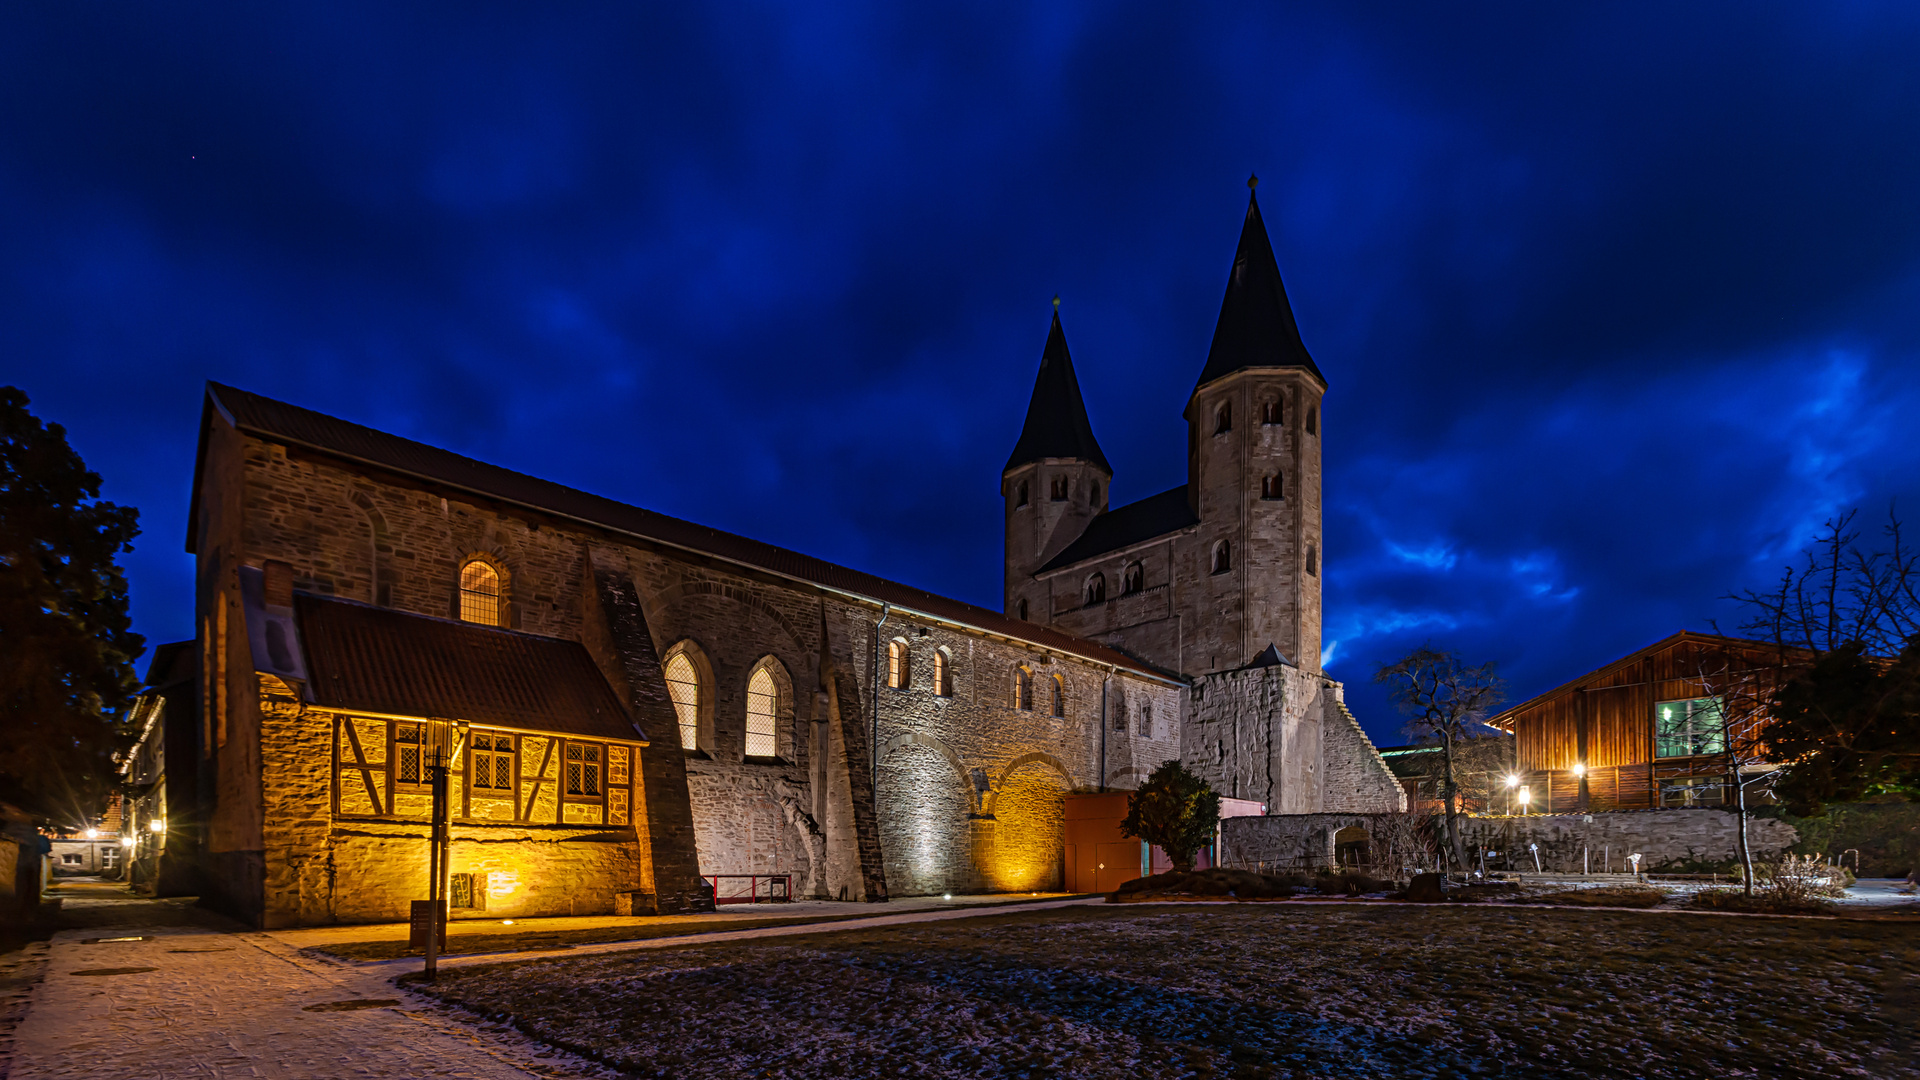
<box><xmin>1085</xmin><ymin>573</ymin><xmax>1106</xmax><ymax>606</ymax></box>
<box><xmin>663</xmin><ymin>643</ymin><xmax>711</xmax><ymax>752</ymax></box>
<box><xmin>1262</xmin><ymin>474</ymin><xmax>1283</xmax><ymax>500</ymax></box>
<box><xmin>458</xmin><ymin>558</ymin><xmax>504</xmax><ymax>627</ymax></box>
<box><xmin>887</xmin><ymin>639</ymin><xmax>910</xmax><ymax>690</ymax></box>
<box><xmin>1013</xmin><ymin>666</ymin><xmax>1033</xmax><ymax>711</ymax></box>
<box><xmin>1212</xmin><ymin>541</ymin><xmax>1232</xmax><ymax>575</ymax></box>
<box><xmin>934</xmin><ymin>649</ymin><xmax>953</xmax><ymax>697</ymax></box>
<box><xmin>745</xmin><ymin>664</ymin><xmax>779</xmax><ymax>758</ymax></box>
<box><xmin>1122</xmin><ymin>562</ymin><xmax>1144</xmax><ymax>595</ymax></box>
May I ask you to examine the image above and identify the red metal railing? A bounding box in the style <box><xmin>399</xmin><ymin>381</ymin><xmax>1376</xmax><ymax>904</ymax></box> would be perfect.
<box><xmin>702</xmin><ymin>873</ymin><xmax>793</xmax><ymax>905</ymax></box>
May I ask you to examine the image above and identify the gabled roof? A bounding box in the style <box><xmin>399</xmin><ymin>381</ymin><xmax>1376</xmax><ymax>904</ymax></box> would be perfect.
<box><xmin>1004</xmin><ymin>310</ymin><xmax>1111</xmax><ymax>474</ymax></box>
<box><xmin>296</xmin><ymin>593</ymin><xmax>641</xmax><ymax>741</ymax></box>
<box><xmin>1037</xmin><ymin>486</ymin><xmax>1199</xmax><ymax>574</ymax></box>
<box><xmin>191</xmin><ymin>383</ymin><xmax>1178</xmax><ymax>684</ymax></box>
<box><xmin>1484</xmin><ymin>630</ymin><xmax>1804</xmax><ymax>731</ymax></box>
<box><xmin>1193</xmin><ymin>183</ymin><xmax>1325</xmax><ymax>394</ymax></box>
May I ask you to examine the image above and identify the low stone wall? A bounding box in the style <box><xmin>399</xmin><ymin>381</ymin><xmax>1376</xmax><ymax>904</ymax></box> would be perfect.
<box><xmin>1220</xmin><ymin>812</ymin><xmax>1389</xmax><ymax>870</ymax></box>
<box><xmin>1456</xmin><ymin>810</ymin><xmax>1798</xmax><ymax>873</ymax></box>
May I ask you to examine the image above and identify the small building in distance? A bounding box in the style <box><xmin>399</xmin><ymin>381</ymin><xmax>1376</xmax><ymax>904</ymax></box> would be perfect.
<box><xmin>1485</xmin><ymin>632</ymin><xmax>1794</xmax><ymax>813</ymax></box>
<box><xmin>120</xmin><ymin>641</ymin><xmax>200</xmax><ymax>896</ymax></box>
<box><xmin>1375</xmin><ymin>733</ymin><xmax>1514</xmax><ymax>815</ymax></box>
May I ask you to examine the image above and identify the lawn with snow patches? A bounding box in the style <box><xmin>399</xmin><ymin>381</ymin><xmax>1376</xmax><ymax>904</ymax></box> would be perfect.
<box><xmin>411</xmin><ymin>905</ymin><xmax>1918</xmax><ymax>1080</ymax></box>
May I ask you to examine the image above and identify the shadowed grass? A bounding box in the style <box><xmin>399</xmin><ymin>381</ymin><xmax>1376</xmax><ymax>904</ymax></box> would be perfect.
<box><xmin>409</xmin><ymin>904</ymin><xmax>1920</xmax><ymax>1079</ymax></box>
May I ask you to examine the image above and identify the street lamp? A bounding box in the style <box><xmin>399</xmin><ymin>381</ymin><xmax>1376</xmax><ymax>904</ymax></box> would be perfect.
<box><xmin>1572</xmin><ymin>762</ymin><xmax>1586</xmax><ymax>778</ymax></box>
<box><xmin>148</xmin><ymin>818</ymin><xmax>166</xmax><ymax>834</ymax></box>
<box><xmin>1517</xmin><ymin>786</ymin><xmax>1532</xmax><ymax>815</ymax></box>
<box><xmin>1504</xmin><ymin>774</ymin><xmax>1519</xmax><ymax>816</ymax></box>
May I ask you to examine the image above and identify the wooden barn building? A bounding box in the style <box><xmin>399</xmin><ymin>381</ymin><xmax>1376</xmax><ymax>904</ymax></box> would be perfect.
<box><xmin>1485</xmin><ymin>632</ymin><xmax>1797</xmax><ymax>814</ymax></box>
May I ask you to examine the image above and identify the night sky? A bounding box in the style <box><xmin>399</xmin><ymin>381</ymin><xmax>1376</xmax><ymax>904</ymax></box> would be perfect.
<box><xmin>5</xmin><ymin>4</ymin><xmax>1918</xmax><ymax>744</ymax></box>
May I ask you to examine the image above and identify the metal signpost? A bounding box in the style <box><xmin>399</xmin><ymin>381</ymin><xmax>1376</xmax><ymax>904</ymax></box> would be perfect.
<box><xmin>420</xmin><ymin>721</ymin><xmax>454</xmax><ymax>981</ymax></box>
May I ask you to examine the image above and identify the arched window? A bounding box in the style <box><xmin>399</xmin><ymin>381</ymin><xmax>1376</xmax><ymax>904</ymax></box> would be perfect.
<box><xmin>1262</xmin><ymin>398</ymin><xmax>1281</xmax><ymax>425</ymax></box>
<box><xmin>1013</xmin><ymin>666</ymin><xmax>1033</xmax><ymax>711</ymax></box>
<box><xmin>1139</xmin><ymin>701</ymin><xmax>1154</xmax><ymax>738</ymax></box>
<box><xmin>1212</xmin><ymin>540</ymin><xmax>1232</xmax><ymax>575</ymax></box>
<box><xmin>663</xmin><ymin>648</ymin><xmax>706</xmax><ymax>752</ymax></box>
<box><xmin>1122</xmin><ymin>562</ymin><xmax>1144</xmax><ymax>595</ymax></box>
<box><xmin>1214</xmin><ymin>402</ymin><xmax>1232</xmax><ymax>435</ymax></box>
<box><xmin>1050</xmin><ymin>674</ymin><xmax>1065</xmax><ymax>718</ymax></box>
<box><xmin>1015</xmin><ymin>480</ymin><xmax>1030</xmax><ymax>507</ymax></box>
<box><xmin>459</xmin><ymin>559</ymin><xmax>504</xmax><ymax>626</ymax></box>
<box><xmin>887</xmin><ymin>639</ymin><xmax>909</xmax><ymax>690</ymax></box>
<box><xmin>1084</xmin><ymin>573</ymin><xmax>1106</xmax><ymax>606</ymax></box>
<box><xmin>1050</xmin><ymin>477</ymin><xmax>1068</xmax><ymax>501</ymax></box>
<box><xmin>933</xmin><ymin>649</ymin><xmax>953</xmax><ymax>697</ymax></box>
<box><xmin>1306</xmin><ymin>404</ymin><xmax>1318</xmax><ymax>436</ymax></box>
<box><xmin>1110</xmin><ymin>689</ymin><xmax>1126</xmax><ymax>732</ymax></box>
<box><xmin>745</xmin><ymin>666</ymin><xmax>779</xmax><ymax>758</ymax></box>
<box><xmin>1261</xmin><ymin>474</ymin><xmax>1283</xmax><ymax>500</ymax></box>
<box><xmin>1016</xmin><ymin>598</ymin><xmax>1028</xmax><ymax>621</ymax></box>
<box><xmin>1306</xmin><ymin>543</ymin><xmax>1319</xmax><ymax>576</ymax></box>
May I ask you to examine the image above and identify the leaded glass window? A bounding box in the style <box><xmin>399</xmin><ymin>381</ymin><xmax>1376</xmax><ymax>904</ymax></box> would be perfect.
<box><xmin>665</xmin><ymin>651</ymin><xmax>701</xmax><ymax>750</ymax></box>
<box><xmin>472</xmin><ymin>732</ymin><xmax>514</xmax><ymax>790</ymax></box>
<box><xmin>565</xmin><ymin>743</ymin><xmax>602</xmax><ymax>796</ymax></box>
<box><xmin>396</xmin><ymin>722</ymin><xmax>424</xmax><ymax>785</ymax></box>
<box><xmin>746</xmin><ymin>668</ymin><xmax>778</xmax><ymax>758</ymax></box>
<box><xmin>1654</xmin><ymin>698</ymin><xmax>1726</xmax><ymax>758</ymax></box>
<box><xmin>459</xmin><ymin>560</ymin><xmax>503</xmax><ymax>626</ymax></box>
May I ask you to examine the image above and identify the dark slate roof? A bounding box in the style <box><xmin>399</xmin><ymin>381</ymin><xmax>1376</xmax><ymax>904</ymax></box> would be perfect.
<box><xmin>194</xmin><ymin>383</ymin><xmax>1175</xmax><ymax>682</ymax></box>
<box><xmin>1193</xmin><ymin>185</ymin><xmax>1325</xmax><ymax>393</ymax></box>
<box><xmin>295</xmin><ymin>593</ymin><xmax>641</xmax><ymax>741</ymax></box>
<box><xmin>1003</xmin><ymin>310</ymin><xmax>1111</xmax><ymax>473</ymax></box>
<box><xmin>1038</xmin><ymin>486</ymin><xmax>1199</xmax><ymax>573</ymax></box>
<box><xmin>144</xmin><ymin>641</ymin><xmax>196</xmax><ymax>689</ymax></box>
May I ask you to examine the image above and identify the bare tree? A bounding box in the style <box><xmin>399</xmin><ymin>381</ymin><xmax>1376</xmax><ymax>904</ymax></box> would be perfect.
<box><xmin>1375</xmin><ymin>648</ymin><xmax>1504</xmax><ymax>874</ymax></box>
<box><xmin>1674</xmin><ymin>642</ymin><xmax>1788</xmax><ymax>896</ymax></box>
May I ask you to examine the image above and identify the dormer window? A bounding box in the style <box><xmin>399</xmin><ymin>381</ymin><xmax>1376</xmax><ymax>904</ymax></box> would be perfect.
<box><xmin>1261</xmin><ymin>399</ymin><xmax>1281</xmax><ymax>425</ymax></box>
<box><xmin>1122</xmin><ymin>562</ymin><xmax>1144</xmax><ymax>595</ymax></box>
<box><xmin>1085</xmin><ymin>573</ymin><xmax>1106</xmax><ymax>606</ymax></box>
<box><xmin>1261</xmin><ymin>474</ymin><xmax>1283</xmax><ymax>500</ymax></box>
<box><xmin>1212</xmin><ymin>541</ymin><xmax>1232</xmax><ymax>575</ymax></box>
<box><xmin>1050</xmin><ymin>477</ymin><xmax>1068</xmax><ymax>502</ymax></box>
<box><xmin>1214</xmin><ymin>402</ymin><xmax>1232</xmax><ymax>435</ymax></box>
<box><xmin>1015</xmin><ymin>481</ymin><xmax>1030</xmax><ymax>508</ymax></box>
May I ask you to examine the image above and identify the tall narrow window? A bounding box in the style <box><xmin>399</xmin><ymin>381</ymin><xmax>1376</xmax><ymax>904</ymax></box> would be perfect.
<box><xmin>887</xmin><ymin>640</ymin><xmax>909</xmax><ymax>689</ymax></box>
<box><xmin>1050</xmin><ymin>477</ymin><xmax>1068</xmax><ymax>501</ymax></box>
<box><xmin>1262</xmin><ymin>474</ymin><xmax>1283</xmax><ymax>500</ymax></box>
<box><xmin>933</xmin><ymin>649</ymin><xmax>953</xmax><ymax>697</ymax></box>
<box><xmin>1139</xmin><ymin>702</ymin><xmax>1153</xmax><ymax>738</ymax></box>
<box><xmin>1215</xmin><ymin>402</ymin><xmax>1232</xmax><ymax>434</ymax></box>
<box><xmin>746</xmin><ymin>667</ymin><xmax>778</xmax><ymax>758</ymax></box>
<box><xmin>1306</xmin><ymin>405</ymin><xmax>1318</xmax><ymax>435</ymax></box>
<box><xmin>1262</xmin><ymin>399</ymin><xmax>1281</xmax><ymax>425</ymax></box>
<box><xmin>1111</xmin><ymin>695</ymin><xmax>1125</xmax><ymax>733</ymax></box>
<box><xmin>565</xmin><ymin>743</ymin><xmax>602</xmax><ymax>796</ymax></box>
<box><xmin>665</xmin><ymin>651</ymin><xmax>702</xmax><ymax>751</ymax></box>
<box><xmin>1085</xmin><ymin>573</ymin><xmax>1106</xmax><ymax>605</ymax></box>
<box><xmin>459</xmin><ymin>559</ymin><xmax>503</xmax><ymax>626</ymax></box>
<box><xmin>1016</xmin><ymin>598</ymin><xmax>1028</xmax><ymax>621</ymax></box>
<box><xmin>396</xmin><ymin>722</ymin><xmax>424</xmax><ymax>785</ymax></box>
<box><xmin>1212</xmin><ymin>541</ymin><xmax>1232</xmax><ymax>575</ymax></box>
<box><xmin>1306</xmin><ymin>544</ymin><xmax>1318</xmax><ymax>576</ymax></box>
<box><xmin>1015</xmin><ymin>481</ymin><xmax>1030</xmax><ymax>507</ymax></box>
<box><xmin>471</xmin><ymin>732</ymin><xmax>515</xmax><ymax>790</ymax></box>
<box><xmin>1090</xmin><ymin>481</ymin><xmax>1101</xmax><ymax>506</ymax></box>
<box><xmin>1050</xmin><ymin>674</ymin><xmax>1065</xmax><ymax>718</ymax></box>
<box><xmin>1013</xmin><ymin>667</ymin><xmax>1033</xmax><ymax>711</ymax></box>
<box><xmin>1122</xmin><ymin>562</ymin><xmax>1144</xmax><ymax>595</ymax></box>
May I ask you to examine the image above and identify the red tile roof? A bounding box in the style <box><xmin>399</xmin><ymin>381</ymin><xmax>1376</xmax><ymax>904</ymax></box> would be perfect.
<box><xmin>199</xmin><ymin>383</ymin><xmax>1178</xmax><ymax>682</ymax></box>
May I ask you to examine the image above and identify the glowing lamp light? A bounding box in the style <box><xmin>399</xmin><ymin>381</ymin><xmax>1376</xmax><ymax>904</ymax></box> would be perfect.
<box><xmin>84</xmin><ymin>828</ymin><xmax>99</xmax><ymax>840</ymax></box>
<box><xmin>1572</xmin><ymin>762</ymin><xmax>1587</xmax><ymax>778</ymax></box>
<box><xmin>1517</xmin><ymin>787</ymin><xmax>1532</xmax><ymax>808</ymax></box>
<box><xmin>501</xmin><ymin>919</ymin><xmax>515</xmax><ymax>925</ymax></box>
<box><xmin>119</xmin><ymin>836</ymin><xmax>136</xmax><ymax>848</ymax></box>
<box><xmin>148</xmin><ymin>819</ymin><xmax>166</xmax><ymax>833</ymax></box>
<box><xmin>942</xmin><ymin>893</ymin><xmax>952</xmax><ymax>901</ymax></box>
<box><xmin>1504</xmin><ymin>774</ymin><xmax>1519</xmax><ymax>789</ymax></box>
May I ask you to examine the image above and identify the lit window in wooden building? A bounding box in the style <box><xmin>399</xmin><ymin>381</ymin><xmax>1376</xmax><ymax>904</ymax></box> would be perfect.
<box><xmin>459</xmin><ymin>560</ymin><xmax>503</xmax><ymax>626</ymax></box>
<box><xmin>746</xmin><ymin>668</ymin><xmax>778</xmax><ymax>758</ymax></box>
<box><xmin>665</xmin><ymin>652</ymin><xmax>702</xmax><ymax>750</ymax></box>
<box><xmin>565</xmin><ymin>743</ymin><xmax>602</xmax><ymax>796</ymax></box>
<box><xmin>1654</xmin><ymin>698</ymin><xmax>1726</xmax><ymax>759</ymax></box>
<box><xmin>887</xmin><ymin>640</ymin><xmax>909</xmax><ymax>689</ymax></box>
<box><xmin>471</xmin><ymin>732</ymin><xmax>514</xmax><ymax>790</ymax></box>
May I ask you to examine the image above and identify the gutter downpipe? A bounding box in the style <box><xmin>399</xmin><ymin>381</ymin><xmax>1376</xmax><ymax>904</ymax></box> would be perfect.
<box><xmin>1099</xmin><ymin>670</ymin><xmax>1110</xmax><ymax>793</ymax></box>
<box><xmin>872</xmin><ymin>603</ymin><xmax>890</xmax><ymax>786</ymax></box>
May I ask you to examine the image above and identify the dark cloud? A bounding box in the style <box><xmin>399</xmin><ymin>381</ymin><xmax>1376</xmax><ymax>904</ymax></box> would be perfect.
<box><xmin>4</xmin><ymin>2</ymin><xmax>1917</xmax><ymax>741</ymax></box>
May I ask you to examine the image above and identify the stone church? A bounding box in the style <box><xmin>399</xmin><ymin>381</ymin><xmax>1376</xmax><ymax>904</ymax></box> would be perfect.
<box><xmin>184</xmin><ymin>183</ymin><xmax>1399</xmax><ymax>928</ymax></box>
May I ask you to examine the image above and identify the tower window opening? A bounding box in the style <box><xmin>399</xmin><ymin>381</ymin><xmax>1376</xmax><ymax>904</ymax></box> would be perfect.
<box><xmin>1306</xmin><ymin>544</ymin><xmax>1319</xmax><ymax>576</ymax></box>
<box><xmin>1085</xmin><ymin>573</ymin><xmax>1106</xmax><ymax>606</ymax></box>
<box><xmin>1050</xmin><ymin>477</ymin><xmax>1068</xmax><ymax>501</ymax></box>
<box><xmin>1306</xmin><ymin>404</ymin><xmax>1318</xmax><ymax>436</ymax></box>
<box><xmin>1261</xmin><ymin>474</ymin><xmax>1283</xmax><ymax>500</ymax></box>
<box><xmin>1016</xmin><ymin>598</ymin><xmax>1028</xmax><ymax>620</ymax></box>
<box><xmin>1214</xmin><ymin>402</ymin><xmax>1232</xmax><ymax>435</ymax></box>
<box><xmin>1261</xmin><ymin>399</ymin><xmax>1281</xmax><ymax>425</ymax></box>
<box><xmin>1212</xmin><ymin>540</ymin><xmax>1232</xmax><ymax>575</ymax></box>
<box><xmin>1122</xmin><ymin>562</ymin><xmax>1144</xmax><ymax>595</ymax></box>
<box><xmin>1015</xmin><ymin>481</ymin><xmax>1029</xmax><ymax>507</ymax></box>
<box><xmin>1090</xmin><ymin>480</ymin><xmax>1101</xmax><ymax>506</ymax></box>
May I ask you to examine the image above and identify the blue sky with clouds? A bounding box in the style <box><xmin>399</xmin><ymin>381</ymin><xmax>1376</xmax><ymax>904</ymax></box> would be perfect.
<box><xmin>4</xmin><ymin>2</ymin><xmax>1918</xmax><ymax>742</ymax></box>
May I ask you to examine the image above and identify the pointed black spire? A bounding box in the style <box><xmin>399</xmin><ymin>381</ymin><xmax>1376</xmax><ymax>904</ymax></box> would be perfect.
<box><xmin>1193</xmin><ymin>177</ymin><xmax>1324</xmax><ymax>392</ymax></box>
<box><xmin>1004</xmin><ymin>304</ymin><xmax>1111</xmax><ymax>473</ymax></box>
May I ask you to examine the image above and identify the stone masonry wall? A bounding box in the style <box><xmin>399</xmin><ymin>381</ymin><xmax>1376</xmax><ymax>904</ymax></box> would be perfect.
<box><xmin>1320</xmin><ymin>695</ymin><xmax>1407</xmax><ymax>813</ymax></box>
<box><xmin>1457</xmin><ymin>810</ymin><xmax>1800</xmax><ymax>874</ymax></box>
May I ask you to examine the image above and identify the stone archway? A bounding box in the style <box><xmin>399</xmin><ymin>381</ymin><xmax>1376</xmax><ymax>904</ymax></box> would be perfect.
<box><xmin>1334</xmin><ymin>824</ymin><xmax>1371</xmax><ymax>868</ymax></box>
<box><xmin>981</xmin><ymin>756</ymin><xmax>1074</xmax><ymax>893</ymax></box>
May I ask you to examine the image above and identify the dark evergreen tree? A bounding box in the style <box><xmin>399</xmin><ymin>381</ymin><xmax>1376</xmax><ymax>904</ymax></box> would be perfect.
<box><xmin>1120</xmin><ymin>760</ymin><xmax>1221</xmax><ymax>873</ymax></box>
<box><xmin>0</xmin><ymin>387</ymin><xmax>143</xmax><ymax>820</ymax></box>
